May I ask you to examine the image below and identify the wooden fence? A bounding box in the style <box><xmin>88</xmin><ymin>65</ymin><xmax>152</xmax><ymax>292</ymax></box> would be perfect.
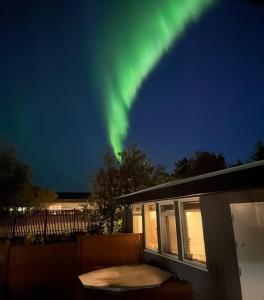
<box><xmin>0</xmin><ymin>210</ymin><xmax>89</xmax><ymax>239</ymax></box>
<box><xmin>76</xmin><ymin>233</ymin><xmax>144</xmax><ymax>275</ymax></box>
<box><xmin>0</xmin><ymin>239</ymin><xmax>10</xmax><ymax>299</ymax></box>
<box><xmin>0</xmin><ymin>233</ymin><xmax>143</xmax><ymax>300</ymax></box>
<box><xmin>8</xmin><ymin>242</ymin><xmax>77</xmax><ymax>300</ymax></box>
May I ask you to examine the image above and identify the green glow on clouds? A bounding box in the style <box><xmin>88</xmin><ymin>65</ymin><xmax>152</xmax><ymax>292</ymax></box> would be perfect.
<box><xmin>94</xmin><ymin>0</ymin><xmax>215</xmax><ymax>159</ymax></box>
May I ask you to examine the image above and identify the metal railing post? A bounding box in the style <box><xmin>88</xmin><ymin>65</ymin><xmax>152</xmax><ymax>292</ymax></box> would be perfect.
<box><xmin>73</xmin><ymin>209</ymin><xmax>76</xmax><ymax>233</ymax></box>
<box><xmin>43</xmin><ymin>209</ymin><xmax>48</xmax><ymax>241</ymax></box>
<box><xmin>12</xmin><ymin>214</ymin><xmax>17</xmax><ymax>239</ymax></box>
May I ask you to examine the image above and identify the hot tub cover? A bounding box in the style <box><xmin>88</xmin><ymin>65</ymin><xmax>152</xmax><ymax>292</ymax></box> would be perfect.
<box><xmin>78</xmin><ymin>264</ymin><xmax>172</xmax><ymax>292</ymax></box>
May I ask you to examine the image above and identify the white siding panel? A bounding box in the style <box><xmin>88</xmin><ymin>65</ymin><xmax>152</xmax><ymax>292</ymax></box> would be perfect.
<box><xmin>231</xmin><ymin>202</ymin><xmax>264</xmax><ymax>300</ymax></box>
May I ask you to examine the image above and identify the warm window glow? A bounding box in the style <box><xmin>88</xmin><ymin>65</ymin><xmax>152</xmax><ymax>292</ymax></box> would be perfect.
<box><xmin>132</xmin><ymin>205</ymin><xmax>143</xmax><ymax>233</ymax></box>
<box><xmin>48</xmin><ymin>204</ymin><xmax>62</xmax><ymax>211</ymax></box>
<box><xmin>160</xmin><ymin>203</ymin><xmax>178</xmax><ymax>256</ymax></box>
<box><xmin>181</xmin><ymin>201</ymin><xmax>206</xmax><ymax>265</ymax></box>
<box><xmin>144</xmin><ymin>203</ymin><xmax>158</xmax><ymax>251</ymax></box>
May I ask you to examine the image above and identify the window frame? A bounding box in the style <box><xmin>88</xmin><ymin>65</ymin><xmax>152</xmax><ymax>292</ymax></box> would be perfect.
<box><xmin>132</xmin><ymin>196</ymin><xmax>207</xmax><ymax>272</ymax></box>
<box><xmin>178</xmin><ymin>197</ymin><xmax>207</xmax><ymax>269</ymax></box>
<box><xmin>158</xmin><ymin>200</ymin><xmax>179</xmax><ymax>260</ymax></box>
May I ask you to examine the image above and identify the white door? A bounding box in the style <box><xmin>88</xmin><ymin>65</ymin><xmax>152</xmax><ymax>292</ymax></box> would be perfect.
<box><xmin>230</xmin><ymin>202</ymin><xmax>264</xmax><ymax>300</ymax></box>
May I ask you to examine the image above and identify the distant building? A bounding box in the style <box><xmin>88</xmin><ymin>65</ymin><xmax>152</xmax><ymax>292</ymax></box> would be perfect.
<box><xmin>47</xmin><ymin>192</ymin><xmax>90</xmax><ymax>211</ymax></box>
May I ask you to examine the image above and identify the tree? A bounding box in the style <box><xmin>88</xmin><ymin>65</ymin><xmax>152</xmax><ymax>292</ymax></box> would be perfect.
<box><xmin>88</xmin><ymin>145</ymin><xmax>169</xmax><ymax>233</ymax></box>
<box><xmin>230</xmin><ymin>159</ymin><xmax>244</xmax><ymax>167</ymax></box>
<box><xmin>0</xmin><ymin>139</ymin><xmax>33</xmax><ymax>210</ymax></box>
<box><xmin>0</xmin><ymin>138</ymin><xmax>57</xmax><ymax>211</ymax></box>
<box><xmin>31</xmin><ymin>186</ymin><xmax>58</xmax><ymax>209</ymax></box>
<box><xmin>88</xmin><ymin>152</ymin><xmax>121</xmax><ymax>233</ymax></box>
<box><xmin>172</xmin><ymin>151</ymin><xmax>226</xmax><ymax>179</ymax></box>
<box><xmin>118</xmin><ymin>146</ymin><xmax>169</xmax><ymax>194</ymax></box>
<box><xmin>172</xmin><ymin>157</ymin><xmax>190</xmax><ymax>179</ymax></box>
<box><xmin>251</xmin><ymin>141</ymin><xmax>264</xmax><ymax>161</ymax></box>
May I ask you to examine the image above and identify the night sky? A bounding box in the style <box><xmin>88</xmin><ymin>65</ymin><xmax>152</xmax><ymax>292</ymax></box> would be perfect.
<box><xmin>1</xmin><ymin>0</ymin><xmax>264</xmax><ymax>192</ymax></box>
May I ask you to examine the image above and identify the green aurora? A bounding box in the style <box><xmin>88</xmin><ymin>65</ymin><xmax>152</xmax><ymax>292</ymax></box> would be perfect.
<box><xmin>94</xmin><ymin>0</ymin><xmax>215</xmax><ymax>159</ymax></box>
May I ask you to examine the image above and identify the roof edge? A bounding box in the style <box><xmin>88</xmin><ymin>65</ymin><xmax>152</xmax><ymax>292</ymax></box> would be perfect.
<box><xmin>118</xmin><ymin>160</ymin><xmax>264</xmax><ymax>199</ymax></box>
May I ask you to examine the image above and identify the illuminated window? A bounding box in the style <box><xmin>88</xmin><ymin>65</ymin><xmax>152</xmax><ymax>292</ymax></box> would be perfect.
<box><xmin>132</xmin><ymin>204</ymin><xmax>143</xmax><ymax>233</ymax></box>
<box><xmin>160</xmin><ymin>202</ymin><xmax>178</xmax><ymax>256</ymax></box>
<box><xmin>144</xmin><ymin>203</ymin><xmax>158</xmax><ymax>251</ymax></box>
<box><xmin>181</xmin><ymin>201</ymin><xmax>206</xmax><ymax>265</ymax></box>
<box><xmin>49</xmin><ymin>204</ymin><xmax>62</xmax><ymax>211</ymax></box>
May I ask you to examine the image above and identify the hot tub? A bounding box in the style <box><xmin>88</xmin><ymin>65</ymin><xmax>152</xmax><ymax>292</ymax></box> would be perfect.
<box><xmin>78</xmin><ymin>264</ymin><xmax>172</xmax><ymax>292</ymax></box>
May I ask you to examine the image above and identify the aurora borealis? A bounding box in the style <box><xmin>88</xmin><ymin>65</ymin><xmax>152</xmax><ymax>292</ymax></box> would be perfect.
<box><xmin>1</xmin><ymin>0</ymin><xmax>264</xmax><ymax>191</ymax></box>
<box><xmin>94</xmin><ymin>0</ymin><xmax>215</xmax><ymax>159</ymax></box>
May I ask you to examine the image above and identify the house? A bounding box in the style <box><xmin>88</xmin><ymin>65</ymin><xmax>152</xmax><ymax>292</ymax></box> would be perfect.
<box><xmin>47</xmin><ymin>192</ymin><xmax>90</xmax><ymax>211</ymax></box>
<box><xmin>119</xmin><ymin>160</ymin><xmax>264</xmax><ymax>300</ymax></box>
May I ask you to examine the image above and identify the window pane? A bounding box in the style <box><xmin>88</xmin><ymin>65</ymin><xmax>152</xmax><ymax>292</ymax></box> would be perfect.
<box><xmin>161</xmin><ymin>213</ymin><xmax>178</xmax><ymax>256</ymax></box>
<box><xmin>132</xmin><ymin>205</ymin><xmax>143</xmax><ymax>233</ymax></box>
<box><xmin>182</xmin><ymin>201</ymin><xmax>206</xmax><ymax>265</ymax></box>
<box><xmin>133</xmin><ymin>215</ymin><xmax>143</xmax><ymax>233</ymax></box>
<box><xmin>144</xmin><ymin>203</ymin><xmax>158</xmax><ymax>251</ymax></box>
